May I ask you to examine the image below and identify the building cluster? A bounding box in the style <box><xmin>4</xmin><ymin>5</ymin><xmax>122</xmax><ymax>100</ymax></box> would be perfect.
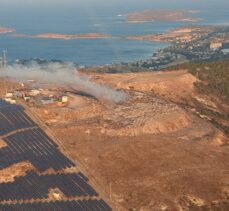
<box><xmin>0</xmin><ymin>52</ymin><xmax>71</xmax><ymax>107</ymax></box>
<box><xmin>170</xmin><ymin>32</ymin><xmax>208</xmax><ymax>45</ymax></box>
<box><xmin>130</xmin><ymin>27</ymin><xmax>229</xmax><ymax>70</ymax></box>
<box><xmin>4</xmin><ymin>86</ymin><xmax>69</xmax><ymax>106</ymax></box>
<box><xmin>210</xmin><ymin>41</ymin><xmax>223</xmax><ymax>50</ymax></box>
<box><xmin>132</xmin><ymin>51</ymin><xmax>187</xmax><ymax>70</ymax></box>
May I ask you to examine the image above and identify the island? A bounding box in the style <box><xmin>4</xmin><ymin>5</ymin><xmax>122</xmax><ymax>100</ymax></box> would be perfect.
<box><xmin>127</xmin><ymin>9</ymin><xmax>201</xmax><ymax>23</ymax></box>
<box><xmin>12</xmin><ymin>33</ymin><xmax>111</xmax><ymax>40</ymax></box>
<box><xmin>0</xmin><ymin>27</ymin><xmax>15</xmax><ymax>34</ymax></box>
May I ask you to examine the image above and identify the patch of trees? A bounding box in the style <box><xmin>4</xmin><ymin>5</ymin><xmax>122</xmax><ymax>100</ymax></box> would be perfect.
<box><xmin>167</xmin><ymin>60</ymin><xmax>229</xmax><ymax>102</ymax></box>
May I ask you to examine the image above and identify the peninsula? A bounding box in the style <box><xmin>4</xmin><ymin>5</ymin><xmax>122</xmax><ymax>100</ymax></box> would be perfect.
<box><xmin>127</xmin><ymin>26</ymin><xmax>215</xmax><ymax>43</ymax></box>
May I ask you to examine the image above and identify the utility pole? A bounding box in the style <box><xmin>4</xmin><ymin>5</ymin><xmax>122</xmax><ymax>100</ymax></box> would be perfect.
<box><xmin>0</xmin><ymin>49</ymin><xmax>8</xmax><ymax>96</ymax></box>
<box><xmin>3</xmin><ymin>49</ymin><xmax>7</xmax><ymax>68</ymax></box>
<box><xmin>109</xmin><ymin>182</ymin><xmax>112</xmax><ymax>200</ymax></box>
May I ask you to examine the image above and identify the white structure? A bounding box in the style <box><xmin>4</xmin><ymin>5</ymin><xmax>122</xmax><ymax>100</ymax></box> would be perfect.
<box><xmin>4</xmin><ymin>98</ymin><xmax>16</xmax><ymax>104</ymax></box>
<box><xmin>5</xmin><ymin>92</ymin><xmax>13</xmax><ymax>98</ymax></box>
<box><xmin>221</xmin><ymin>49</ymin><xmax>229</xmax><ymax>55</ymax></box>
<box><xmin>24</xmin><ymin>96</ymin><xmax>30</xmax><ymax>102</ymax></box>
<box><xmin>61</xmin><ymin>96</ymin><xmax>68</xmax><ymax>103</ymax></box>
<box><xmin>29</xmin><ymin>89</ymin><xmax>40</xmax><ymax>96</ymax></box>
<box><xmin>18</xmin><ymin>82</ymin><xmax>25</xmax><ymax>87</ymax></box>
<box><xmin>210</xmin><ymin>41</ymin><xmax>222</xmax><ymax>50</ymax></box>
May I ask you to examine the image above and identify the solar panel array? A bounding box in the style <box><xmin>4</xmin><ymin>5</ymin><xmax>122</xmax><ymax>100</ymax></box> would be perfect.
<box><xmin>0</xmin><ymin>171</ymin><xmax>98</xmax><ymax>201</ymax></box>
<box><xmin>0</xmin><ymin>99</ymin><xmax>111</xmax><ymax>210</ymax></box>
<box><xmin>0</xmin><ymin>102</ymin><xmax>37</xmax><ymax>136</ymax></box>
<box><xmin>0</xmin><ymin>99</ymin><xmax>22</xmax><ymax>111</ymax></box>
<box><xmin>0</xmin><ymin>128</ymin><xmax>75</xmax><ymax>171</ymax></box>
<box><xmin>0</xmin><ymin>199</ymin><xmax>111</xmax><ymax>211</ymax></box>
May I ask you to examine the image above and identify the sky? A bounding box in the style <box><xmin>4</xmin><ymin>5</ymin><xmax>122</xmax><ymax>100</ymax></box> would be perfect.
<box><xmin>0</xmin><ymin>0</ymin><xmax>228</xmax><ymax>20</ymax></box>
<box><xmin>1</xmin><ymin>0</ymin><xmax>228</xmax><ymax>9</ymax></box>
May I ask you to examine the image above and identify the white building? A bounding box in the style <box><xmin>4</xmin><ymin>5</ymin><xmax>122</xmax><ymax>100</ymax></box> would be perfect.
<box><xmin>5</xmin><ymin>93</ymin><xmax>13</xmax><ymax>98</ymax></box>
<box><xmin>221</xmin><ymin>49</ymin><xmax>229</xmax><ymax>55</ymax></box>
<box><xmin>4</xmin><ymin>98</ymin><xmax>16</xmax><ymax>104</ymax></box>
<box><xmin>29</xmin><ymin>89</ymin><xmax>40</xmax><ymax>96</ymax></box>
<box><xmin>210</xmin><ymin>41</ymin><xmax>222</xmax><ymax>50</ymax></box>
<box><xmin>61</xmin><ymin>96</ymin><xmax>68</xmax><ymax>103</ymax></box>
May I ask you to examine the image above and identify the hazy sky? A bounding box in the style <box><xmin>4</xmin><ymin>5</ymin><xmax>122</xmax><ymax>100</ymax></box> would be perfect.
<box><xmin>0</xmin><ymin>0</ymin><xmax>228</xmax><ymax>18</ymax></box>
<box><xmin>1</xmin><ymin>0</ymin><xmax>228</xmax><ymax>8</ymax></box>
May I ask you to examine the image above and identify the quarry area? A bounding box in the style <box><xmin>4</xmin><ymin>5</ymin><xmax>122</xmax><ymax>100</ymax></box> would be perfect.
<box><xmin>0</xmin><ymin>66</ymin><xmax>229</xmax><ymax>211</ymax></box>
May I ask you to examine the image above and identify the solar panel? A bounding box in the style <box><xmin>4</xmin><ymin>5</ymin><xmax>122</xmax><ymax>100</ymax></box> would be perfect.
<box><xmin>0</xmin><ymin>99</ymin><xmax>112</xmax><ymax>210</ymax></box>
<box><xmin>0</xmin><ymin>200</ymin><xmax>112</xmax><ymax>211</ymax></box>
<box><xmin>0</xmin><ymin>171</ymin><xmax>99</xmax><ymax>201</ymax></box>
<box><xmin>0</xmin><ymin>128</ymin><xmax>75</xmax><ymax>171</ymax></box>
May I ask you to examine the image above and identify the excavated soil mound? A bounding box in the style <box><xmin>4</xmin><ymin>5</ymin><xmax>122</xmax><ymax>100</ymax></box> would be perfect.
<box><xmin>101</xmin><ymin>92</ymin><xmax>190</xmax><ymax>136</ymax></box>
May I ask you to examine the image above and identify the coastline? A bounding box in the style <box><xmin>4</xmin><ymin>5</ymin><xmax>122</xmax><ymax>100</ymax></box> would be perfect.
<box><xmin>126</xmin><ymin>25</ymin><xmax>217</xmax><ymax>43</ymax></box>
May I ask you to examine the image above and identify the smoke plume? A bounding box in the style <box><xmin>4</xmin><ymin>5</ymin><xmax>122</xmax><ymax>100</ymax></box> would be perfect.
<box><xmin>5</xmin><ymin>62</ymin><xmax>129</xmax><ymax>103</ymax></box>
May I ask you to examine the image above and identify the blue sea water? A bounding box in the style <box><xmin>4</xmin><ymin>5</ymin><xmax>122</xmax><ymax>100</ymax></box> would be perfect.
<box><xmin>0</xmin><ymin>3</ymin><xmax>228</xmax><ymax>66</ymax></box>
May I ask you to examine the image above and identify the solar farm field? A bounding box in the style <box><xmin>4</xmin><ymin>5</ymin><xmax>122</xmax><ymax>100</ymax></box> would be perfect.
<box><xmin>0</xmin><ymin>99</ymin><xmax>111</xmax><ymax>211</ymax></box>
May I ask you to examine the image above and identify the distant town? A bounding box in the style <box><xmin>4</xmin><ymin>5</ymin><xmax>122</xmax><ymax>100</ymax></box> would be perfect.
<box><xmin>90</xmin><ymin>25</ymin><xmax>229</xmax><ymax>72</ymax></box>
<box><xmin>130</xmin><ymin>25</ymin><xmax>229</xmax><ymax>70</ymax></box>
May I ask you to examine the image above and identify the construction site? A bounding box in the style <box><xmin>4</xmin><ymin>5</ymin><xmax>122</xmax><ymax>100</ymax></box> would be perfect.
<box><xmin>0</xmin><ymin>50</ymin><xmax>229</xmax><ymax>210</ymax></box>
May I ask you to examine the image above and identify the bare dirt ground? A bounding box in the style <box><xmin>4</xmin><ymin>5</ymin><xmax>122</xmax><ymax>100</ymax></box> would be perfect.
<box><xmin>1</xmin><ymin>70</ymin><xmax>229</xmax><ymax>210</ymax></box>
<box><xmin>54</xmin><ymin>121</ymin><xmax>229</xmax><ymax>210</ymax></box>
<box><xmin>91</xmin><ymin>70</ymin><xmax>196</xmax><ymax>101</ymax></box>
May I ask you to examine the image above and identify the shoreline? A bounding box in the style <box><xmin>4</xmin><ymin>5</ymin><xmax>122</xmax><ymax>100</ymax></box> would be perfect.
<box><xmin>126</xmin><ymin>25</ymin><xmax>217</xmax><ymax>43</ymax></box>
<box><xmin>4</xmin><ymin>24</ymin><xmax>229</xmax><ymax>70</ymax></box>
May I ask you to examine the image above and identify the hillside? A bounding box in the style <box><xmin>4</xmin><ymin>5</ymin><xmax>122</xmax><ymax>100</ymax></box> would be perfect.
<box><xmin>167</xmin><ymin>60</ymin><xmax>229</xmax><ymax>135</ymax></box>
<box><xmin>1</xmin><ymin>62</ymin><xmax>228</xmax><ymax>210</ymax></box>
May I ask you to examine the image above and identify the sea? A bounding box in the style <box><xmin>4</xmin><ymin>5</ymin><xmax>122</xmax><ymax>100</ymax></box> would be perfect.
<box><xmin>0</xmin><ymin>2</ymin><xmax>228</xmax><ymax>66</ymax></box>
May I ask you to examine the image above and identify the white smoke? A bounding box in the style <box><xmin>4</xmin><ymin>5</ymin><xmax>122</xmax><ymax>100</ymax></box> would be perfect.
<box><xmin>5</xmin><ymin>62</ymin><xmax>129</xmax><ymax>103</ymax></box>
